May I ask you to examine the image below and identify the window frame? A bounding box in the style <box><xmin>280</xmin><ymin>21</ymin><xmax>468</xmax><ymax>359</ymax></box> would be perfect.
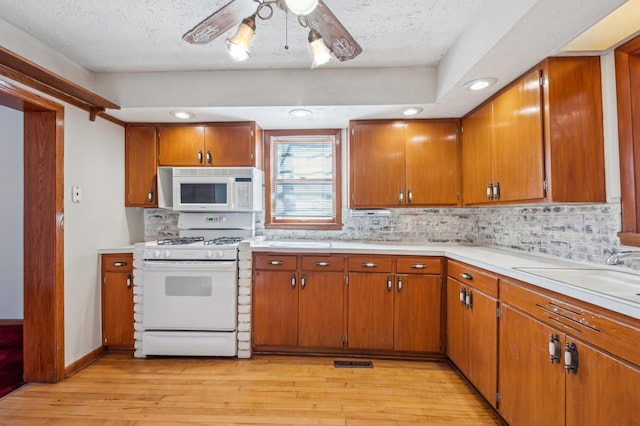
<box><xmin>264</xmin><ymin>129</ymin><xmax>342</xmax><ymax>230</ymax></box>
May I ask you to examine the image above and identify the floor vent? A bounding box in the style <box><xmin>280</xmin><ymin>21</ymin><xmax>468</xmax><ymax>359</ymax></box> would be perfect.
<box><xmin>334</xmin><ymin>360</ymin><xmax>373</xmax><ymax>368</ymax></box>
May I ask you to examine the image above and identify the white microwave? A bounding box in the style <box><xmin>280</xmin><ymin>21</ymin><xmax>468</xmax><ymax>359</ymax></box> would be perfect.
<box><xmin>157</xmin><ymin>167</ymin><xmax>263</xmax><ymax>212</ymax></box>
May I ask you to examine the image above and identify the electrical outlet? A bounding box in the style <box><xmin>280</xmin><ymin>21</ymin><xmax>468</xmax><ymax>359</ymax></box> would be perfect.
<box><xmin>72</xmin><ymin>185</ymin><xmax>82</xmax><ymax>203</ymax></box>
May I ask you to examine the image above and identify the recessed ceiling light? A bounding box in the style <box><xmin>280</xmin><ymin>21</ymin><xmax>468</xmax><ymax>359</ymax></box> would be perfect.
<box><xmin>170</xmin><ymin>110</ymin><xmax>195</xmax><ymax>120</ymax></box>
<box><xmin>463</xmin><ymin>78</ymin><xmax>497</xmax><ymax>91</ymax></box>
<box><xmin>289</xmin><ymin>108</ymin><xmax>312</xmax><ymax>118</ymax></box>
<box><xmin>402</xmin><ymin>107</ymin><xmax>423</xmax><ymax>116</ymax></box>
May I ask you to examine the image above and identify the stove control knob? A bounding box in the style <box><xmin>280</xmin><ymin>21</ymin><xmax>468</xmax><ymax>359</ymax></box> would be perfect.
<box><xmin>154</xmin><ymin>250</ymin><xmax>161</xmax><ymax>258</ymax></box>
<box><xmin>215</xmin><ymin>250</ymin><xmax>225</xmax><ymax>259</ymax></box>
<box><xmin>164</xmin><ymin>250</ymin><xmax>172</xmax><ymax>258</ymax></box>
<box><xmin>205</xmin><ymin>250</ymin><xmax>214</xmax><ymax>259</ymax></box>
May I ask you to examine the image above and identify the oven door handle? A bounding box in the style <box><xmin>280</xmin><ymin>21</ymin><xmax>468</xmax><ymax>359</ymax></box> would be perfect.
<box><xmin>143</xmin><ymin>261</ymin><xmax>237</xmax><ymax>271</ymax></box>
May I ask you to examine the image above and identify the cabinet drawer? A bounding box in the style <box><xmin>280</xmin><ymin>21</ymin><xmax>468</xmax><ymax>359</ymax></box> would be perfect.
<box><xmin>254</xmin><ymin>254</ymin><xmax>297</xmax><ymax>270</ymax></box>
<box><xmin>501</xmin><ymin>277</ymin><xmax>640</xmax><ymax>367</ymax></box>
<box><xmin>396</xmin><ymin>257</ymin><xmax>441</xmax><ymax>274</ymax></box>
<box><xmin>348</xmin><ymin>256</ymin><xmax>394</xmax><ymax>273</ymax></box>
<box><xmin>448</xmin><ymin>260</ymin><xmax>498</xmax><ymax>297</ymax></box>
<box><xmin>301</xmin><ymin>255</ymin><xmax>345</xmax><ymax>271</ymax></box>
<box><xmin>102</xmin><ymin>253</ymin><xmax>133</xmax><ymax>272</ymax></box>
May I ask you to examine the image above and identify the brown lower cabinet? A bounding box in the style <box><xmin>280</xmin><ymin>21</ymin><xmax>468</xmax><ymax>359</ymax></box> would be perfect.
<box><xmin>252</xmin><ymin>253</ymin><xmax>444</xmax><ymax>355</ymax></box>
<box><xmin>498</xmin><ymin>278</ymin><xmax>640</xmax><ymax>426</ymax></box>
<box><xmin>101</xmin><ymin>253</ymin><xmax>134</xmax><ymax>349</ymax></box>
<box><xmin>446</xmin><ymin>260</ymin><xmax>499</xmax><ymax>407</ymax></box>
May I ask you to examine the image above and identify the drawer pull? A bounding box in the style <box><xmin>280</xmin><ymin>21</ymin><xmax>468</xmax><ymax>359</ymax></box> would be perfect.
<box><xmin>315</xmin><ymin>261</ymin><xmax>331</xmax><ymax>267</ymax></box>
<box><xmin>460</xmin><ymin>272</ymin><xmax>474</xmax><ymax>281</ymax></box>
<box><xmin>112</xmin><ymin>261</ymin><xmax>128</xmax><ymax>267</ymax></box>
<box><xmin>362</xmin><ymin>262</ymin><xmax>378</xmax><ymax>268</ymax></box>
<box><xmin>411</xmin><ymin>264</ymin><xmax>427</xmax><ymax>269</ymax></box>
<box><xmin>268</xmin><ymin>260</ymin><xmax>284</xmax><ymax>266</ymax></box>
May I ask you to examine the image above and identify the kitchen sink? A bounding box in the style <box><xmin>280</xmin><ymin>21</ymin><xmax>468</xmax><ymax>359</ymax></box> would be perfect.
<box><xmin>515</xmin><ymin>267</ymin><xmax>640</xmax><ymax>303</ymax></box>
<box><xmin>267</xmin><ymin>241</ymin><xmax>332</xmax><ymax>248</ymax></box>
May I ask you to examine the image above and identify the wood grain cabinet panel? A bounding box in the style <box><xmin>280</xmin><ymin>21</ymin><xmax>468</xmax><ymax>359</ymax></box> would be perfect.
<box><xmin>349</xmin><ymin>120</ymin><xmax>460</xmax><ymax>208</ymax></box>
<box><xmin>462</xmin><ymin>56</ymin><xmax>604</xmax><ymax>206</ymax></box>
<box><xmin>101</xmin><ymin>253</ymin><xmax>134</xmax><ymax>349</ymax></box>
<box><xmin>252</xmin><ymin>269</ymin><xmax>299</xmax><ymax>347</ymax></box>
<box><xmin>158</xmin><ymin>126</ymin><xmax>206</xmax><ymax>166</ymax></box>
<box><xmin>124</xmin><ymin>126</ymin><xmax>158</xmax><ymax>207</ymax></box>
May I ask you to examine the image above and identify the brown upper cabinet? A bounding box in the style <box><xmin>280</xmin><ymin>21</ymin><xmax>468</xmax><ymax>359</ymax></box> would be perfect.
<box><xmin>349</xmin><ymin>119</ymin><xmax>460</xmax><ymax>208</ymax></box>
<box><xmin>125</xmin><ymin>125</ymin><xmax>158</xmax><ymax>207</ymax></box>
<box><xmin>615</xmin><ymin>35</ymin><xmax>640</xmax><ymax>246</ymax></box>
<box><xmin>462</xmin><ymin>56</ymin><xmax>605</xmax><ymax>206</ymax></box>
<box><xmin>158</xmin><ymin>122</ymin><xmax>262</xmax><ymax>168</ymax></box>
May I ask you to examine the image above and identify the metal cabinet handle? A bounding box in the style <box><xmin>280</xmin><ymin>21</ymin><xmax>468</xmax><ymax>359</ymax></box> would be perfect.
<box><xmin>147</xmin><ymin>189</ymin><xmax>154</xmax><ymax>203</ymax></box>
<box><xmin>486</xmin><ymin>183</ymin><xmax>492</xmax><ymax>200</ymax></box>
<box><xmin>460</xmin><ymin>272</ymin><xmax>474</xmax><ymax>281</ymax></box>
<box><xmin>127</xmin><ymin>274</ymin><xmax>132</xmax><ymax>289</ymax></box>
<box><xmin>459</xmin><ymin>288</ymin><xmax>466</xmax><ymax>305</ymax></box>
<box><xmin>564</xmin><ymin>342</ymin><xmax>579</xmax><ymax>374</ymax></box>
<box><xmin>112</xmin><ymin>262</ymin><xmax>128</xmax><ymax>267</ymax></box>
<box><xmin>206</xmin><ymin>150</ymin><xmax>212</xmax><ymax>164</ymax></box>
<box><xmin>397</xmin><ymin>276</ymin><xmax>403</xmax><ymax>292</ymax></box>
<box><xmin>198</xmin><ymin>150</ymin><xmax>203</xmax><ymax>163</ymax></box>
<box><xmin>549</xmin><ymin>334</ymin><xmax>561</xmax><ymax>364</ymax></box>
<box><xmin>408</xmin><ymin>189</ymin><xmax>413</xmax><ymax>204</ymax></box>
<box><xmin>268</xmin><ymin>260</ymin><xmax>284</xmax><ymax>265</ymax></box>
<box><xmin>291</xmin><ymin>273</ymin><xmax>296</xmax><ymax>289</ymax></box>
<box><xmin>315</xmin><ymin>261</ymin><xmax>331</xmax><ymax>267</ymax></box>
<box><xmin>465</xmin><ymin>290</ymin><xmax>473</xmax><ymax>309</ymax></box>
<box><xmin>301</xmin><ymin>274</ymin><xmax>306</xmax><ymax>289</ymax></box>
<box><xmin>387</xmin><ymin>275</ymin><xmax>393</xmax><ymax>292</ymax></box>
<box><xmin>399</xmin><ymin>189</ymin><xmax>404</xmax><ymax>204</ymax></box>
<box><xmin>411</xmin><ymin>264</ymin><xmax>427</xmax><ymax>269</ymax></box>
<box><xmin>493</xmin><ymin>182</ymin><xmax>501</xmax><ymax>200</ymax></box>
<box><xmin>362</xmin><ymin>262</ymin><xmax>378</xmax><ymax>268</ymax></box>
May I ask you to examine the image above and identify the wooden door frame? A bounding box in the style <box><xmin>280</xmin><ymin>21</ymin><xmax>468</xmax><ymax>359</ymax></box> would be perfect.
<box><xmin>0</xmin><ymin>80</ymin><xmax>65</xmax><ymax>382</ymax></box>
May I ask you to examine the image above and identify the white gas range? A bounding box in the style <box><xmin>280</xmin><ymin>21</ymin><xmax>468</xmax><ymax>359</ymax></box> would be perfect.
<box><xmin>139</xmin><ymin>212</ymin><xmax>254</xmax><ymax>357</ymax></box>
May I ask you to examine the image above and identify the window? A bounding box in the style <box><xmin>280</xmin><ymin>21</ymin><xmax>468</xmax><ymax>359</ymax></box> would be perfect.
<box><xmin>264</xmin><ymin>129</ymin><xmax>342</xmax><ymax>229</ymax></box>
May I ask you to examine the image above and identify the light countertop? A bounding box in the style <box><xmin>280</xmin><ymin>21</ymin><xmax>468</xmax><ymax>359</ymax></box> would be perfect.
<box><xmin>251</xmin><ymin>240</ymin><xmax>640</xmax><ymax>321</ymax></box>
<box><xmin>98</xmin><ymin>245</ymin><xmax>135</xmax><ymax>254</ymax></box>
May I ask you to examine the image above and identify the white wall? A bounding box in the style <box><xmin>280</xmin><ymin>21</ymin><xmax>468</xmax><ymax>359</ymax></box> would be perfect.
<box><xmin>0</xmin><ymin>105</ymin><xmax>23</xmax><ymax>319</ymax></box>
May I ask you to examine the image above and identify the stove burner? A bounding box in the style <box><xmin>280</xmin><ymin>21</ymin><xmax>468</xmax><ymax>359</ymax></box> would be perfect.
<box><xmin>158</xmin><ymin>236</ymin><xmax>205</xmax><ymax>245</ymax></box>
<box><xmin>204</xmin><ymin>237</ymin><xmax>243</xmax><ymax>246</ymax></box>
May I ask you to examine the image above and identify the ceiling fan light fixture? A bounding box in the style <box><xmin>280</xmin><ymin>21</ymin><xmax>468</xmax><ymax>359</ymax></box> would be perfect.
<box><xmin>284</xmin><ymin>0</ymin><xmax>319</xmax><ymax>16</ymax></box>
<box><xmin>308</xmin><ymin>29</ymin><xmax>331</xmax><ymax>68</ymax></box>
<box><xmin>225</xmin><ymin>15</ymin><xmax>256</xmax><ymax>61</ymax></box>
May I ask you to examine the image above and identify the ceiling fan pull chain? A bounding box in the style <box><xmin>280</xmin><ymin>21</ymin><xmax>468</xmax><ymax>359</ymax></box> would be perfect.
<box><xmin>285</xmin><ymin>9</ymin><xmax>289</xmax><ymax>50</ymax></box>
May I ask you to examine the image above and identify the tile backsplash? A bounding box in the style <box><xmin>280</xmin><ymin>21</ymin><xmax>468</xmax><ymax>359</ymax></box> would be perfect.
<box><xmin>144</xmin><ymin>202</ymin><xmax>627</xmax><ymax>268</ymax></box>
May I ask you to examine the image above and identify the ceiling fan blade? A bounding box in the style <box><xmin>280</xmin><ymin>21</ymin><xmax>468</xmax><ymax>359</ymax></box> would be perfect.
<box><xmin>183</xmin><ymin>0</ymin><xmax>258</xmax><ymax>45</ymax></box>
<box><xmin>306</xmin><ymin>0</ymin><xmax>363</xmax><ymax>62</ymax></box>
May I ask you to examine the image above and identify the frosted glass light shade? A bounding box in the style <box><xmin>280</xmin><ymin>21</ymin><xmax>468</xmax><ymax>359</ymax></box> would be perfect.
<box><xmin>285</xmin><ymin>0</ymin><xmax>319</xmax><ymax>15</ymax></box>
<box><xmin>225</xmin><ymin>17</ymin><xmax>256</xmax><ymax>61</ymax></box>
<box><xmin>309</xmin><ymin>38</ymin><xmax>331</xmax><ymax>68</ymax></box>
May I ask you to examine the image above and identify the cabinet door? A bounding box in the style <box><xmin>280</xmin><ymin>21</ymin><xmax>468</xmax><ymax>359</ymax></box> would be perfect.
<box><xmin>446</xmin><ymin>277</ymin><xmax>467</xmax><ymax>371</ymax></box>
<box><xmin>158</xmin><ymin>126</ymin><xmax>205</xmax><ymax>166</ymax></box>
<box><xmin>565</xmin><ymin>337</ymin><xmax>640</xmax><ymax>426</ymax></box>
<box><xmin>466</xmin><ymin>289</ymin><xmax>498</xmax><ymax>406</ymax></box>
<box><xmin>298</xmin><ymin>271</ymin><xmax>344</xmax><ymax>348</ymax></box>
<box><xmin>252</xmin><ymin>270</ymin><xmax>298</xmax><ymax>347</ymax></box>
<box><xmin>394</xmin><ymin>274</ymin><xmax>441</xmax><ymax>352</ymax></box>
<box><xmin>498</xmin><ymin>304</ymin><xmax>564</xmax><ymax>426</ymax></box>
<box><xmin>204</xmin><ymin>123</ymin><xmax>256</xmax><ymax>167</ymax></box>
<box><xmin>349</xmin><ymin>122</ymin><xmax>406</xmax><ymax>207</ymax></box>
<box><xmin>493</xmin><ymin>69</ymin><xmax>544</xmax><ymax>202</ymax></box>
<box><xmin>461</xmin><ymin>103</ymin><xmax>494</xmax><ymax>205</ymax></box>
<box><xmin>405</xmin><ymin>121</ymin><xmax>459</xmax><ymax>206</ymax></box>
<box><xmin>347</xmin><ymin>272</ymin><xmax>394</xmax><ymax>350</ymax></box>
<box><xmin>101</xmin><ymin>254</ymin><xmax>134</xmax><ymax>348</ymax></box>
<box><xmin>125</xmin><ymin>126</ymin><xmax>158</xmax><ymax>207</ymax></box>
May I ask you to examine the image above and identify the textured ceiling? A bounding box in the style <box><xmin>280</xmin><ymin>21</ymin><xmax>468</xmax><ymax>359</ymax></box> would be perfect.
<box><xmin>0</xmin><ymin>0</ymin><xmax>633</xmax><ymax>128</ymax></box>
<box><xmin>0</xmin><ymin>0</ymin><xmax>483</xmax><ymax>72</ymax></box>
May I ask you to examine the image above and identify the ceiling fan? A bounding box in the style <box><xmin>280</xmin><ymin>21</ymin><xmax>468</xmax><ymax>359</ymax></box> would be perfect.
<box><xmin>183</xmin><ymin>0</ymin><xmax>363</xmax><ymax>68</ymax></box>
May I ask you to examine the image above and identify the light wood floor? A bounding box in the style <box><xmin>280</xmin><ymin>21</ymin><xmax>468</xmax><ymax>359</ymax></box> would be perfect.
<box><xmin>0</xmin><ymin>353</ymin><xmax>501</xmax><ymax>425</ymax></box>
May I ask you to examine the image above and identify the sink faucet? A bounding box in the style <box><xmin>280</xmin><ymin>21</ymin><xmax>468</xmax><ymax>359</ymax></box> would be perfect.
<box><xmin>605</xmin><ymin>250</ymin><xmax>640</xmax><ymax>265</ymax></box>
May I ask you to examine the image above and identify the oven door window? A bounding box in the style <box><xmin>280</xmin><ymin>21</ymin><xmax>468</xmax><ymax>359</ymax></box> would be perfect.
<box><xmin>180</xmin><ymin>183</ymin><xmax>227</xmax><ymax>204</ymax></box>
<box><xmin>165</xmin><ymin>276</ymin><xmax>212</xmax><ymax>296</ymax></box>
